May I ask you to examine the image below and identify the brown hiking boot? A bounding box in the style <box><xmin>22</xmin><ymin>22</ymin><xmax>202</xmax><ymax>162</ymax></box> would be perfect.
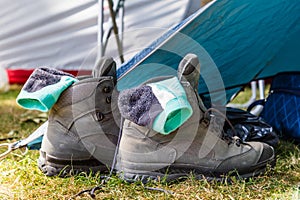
<box><xmin>116</xmin><ymin>55</ymin><xmax>275</xmax><ymax>183</ymax></box>
<box><xmin>38</xmin><ymin>57</ymin><xmax>120</xmax><ymax>176</ymax></box>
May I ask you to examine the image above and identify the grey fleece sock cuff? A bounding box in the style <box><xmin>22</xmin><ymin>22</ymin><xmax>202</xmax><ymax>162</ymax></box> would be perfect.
<box><xmin>118</xmin><ymin>85</ymin><xmax>163</xmax><ymax>127</ymax></box>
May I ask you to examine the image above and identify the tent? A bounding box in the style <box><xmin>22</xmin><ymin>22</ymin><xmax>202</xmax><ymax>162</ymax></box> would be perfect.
<box><xmin>0</xmin><ymin>0</ymin><xmax>200</xmax><ymax>84</ymax></box>
<box><xmin>1</xmin><ymin>0</ymin><xmax>299</xmax><ymax>102</ymax></box>
<box><xmin>116</xmin><ymin>0</ymin><xmax>300</xmax><ymax>105</ymax></box>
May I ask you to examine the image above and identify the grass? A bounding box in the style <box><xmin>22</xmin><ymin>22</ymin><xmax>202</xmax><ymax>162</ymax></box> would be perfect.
<box><xmin>0</xmin><ymin>85</ymin><xmax>299</xmax><ymax>200</ymax></box>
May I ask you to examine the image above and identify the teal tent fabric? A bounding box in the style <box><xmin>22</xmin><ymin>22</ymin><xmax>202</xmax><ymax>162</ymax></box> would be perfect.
<box><xmin>116</xmin><ymin>0</ymin><xmax>300</xmax><ymax>105</ymax></box>
<box><xmin>258</xmin><ymin>28</ymin><xmax>300</xmax><ymax>78</ymax></box>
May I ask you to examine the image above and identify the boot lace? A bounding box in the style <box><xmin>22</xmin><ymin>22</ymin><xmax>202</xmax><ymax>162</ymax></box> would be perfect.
<box><xmin>204</xmin><ymin>107</ymin><xmax>242</xmax><ymax>147</ymax></box>
<box><xmin>68</xmin><ymin>117</ymin><xmax>124</xmax><ymax>200</ymax></box>
<box><xmin>69</xmin><ymin>117</ymin><xmax>172</xmax><ymax>199</ymax></box>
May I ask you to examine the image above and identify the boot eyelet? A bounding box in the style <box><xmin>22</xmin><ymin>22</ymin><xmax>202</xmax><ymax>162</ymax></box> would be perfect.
<box><xmin>200</xmin><ymin>118</ymin><xmax>210</xmax><ymax>128</ymax></box>
<box><xmin>106</xmin><ymin>96</ymin><xmax>111</xmax><ymax>104</ymax></box>
<box><xmin>103</xmin><ymin>86</ymin><xmax>111</xmax><ymax>93</ymax></box>
<box><xmin>96</xmin><ymin>111</ymin><xmax>104</xmax><ymax>121</ymax></box>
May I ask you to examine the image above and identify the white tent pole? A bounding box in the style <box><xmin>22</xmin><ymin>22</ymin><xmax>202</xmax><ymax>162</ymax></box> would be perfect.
<box><xmin>97</xmin><ymin>0</ymin><xmax>104</xmax><ymax>60</ymax></box>
<box><xmin>258</xmin><ymin>80</ymin><xmax>265</xmax><ymax>99</ymax></box>
<box><xmin>119</xmin><ymin>0</ymin><xmax>125</xmax><ymax>55</ymax></box>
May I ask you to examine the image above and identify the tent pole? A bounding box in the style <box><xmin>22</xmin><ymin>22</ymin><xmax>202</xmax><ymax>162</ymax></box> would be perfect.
<box><xmin>119</xmin><ymin>0</ymin><xmax>125</xmax><ymax>57</ymax></box>
<box><xmin>107</xmin><ymin>0</ymin><xmax>124</xmax><ymax>63</ymax></box>
<box><xmin>97</xmin><ymin>0</ymin><xmax>104</xmax><ymax>60</ymax></box>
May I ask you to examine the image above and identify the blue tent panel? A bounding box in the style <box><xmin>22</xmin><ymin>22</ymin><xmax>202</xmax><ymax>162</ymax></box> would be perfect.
<box><xmin>258</xmin><ymin>28</ymin><xmax>300</xmax><ymax>78</ymax></box>
<box><xmin>116</xmin><ymin>0</ymin><xmax>300</xmax><ymax>105</ymax></box>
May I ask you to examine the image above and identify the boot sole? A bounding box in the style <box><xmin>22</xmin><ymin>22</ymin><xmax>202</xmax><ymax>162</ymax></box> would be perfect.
<box><xmin>119</xmin><ymin>155</ymin><xmax>276</xmax><ymax>183</ymax></box>
<box><xmin>38</xmin><ymin>151</ymin><xmax>109</xmax><ymax>177</ymax></box>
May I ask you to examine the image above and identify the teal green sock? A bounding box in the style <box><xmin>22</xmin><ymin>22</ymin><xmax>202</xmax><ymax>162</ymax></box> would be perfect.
<box><xmin>147</xmin><ymin>76</ymin><xmax>193</xmax><ymax>135</ymax></box>
<box><xmin>16</xmin><ymin>67</ymin><xmax>78</xmax><ymax>112</ymax></box>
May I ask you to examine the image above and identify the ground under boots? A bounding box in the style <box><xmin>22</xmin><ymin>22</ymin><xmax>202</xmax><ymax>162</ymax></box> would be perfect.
<box><xmin>116</xmin><ymin>55</ymin><xmax>275</xmax><ymax>183</ymax></box>
<box><xmin>38</xmin><ymin>57</ymin><xmax>120</xmax><ymax>176</ymax></box>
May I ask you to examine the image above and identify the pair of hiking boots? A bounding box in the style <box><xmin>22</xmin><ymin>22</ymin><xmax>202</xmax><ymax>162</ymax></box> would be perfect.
<box><xmin>38</xmin><ymin>54</ymin><xmax>276</xmax><ymax>182</ymax></box>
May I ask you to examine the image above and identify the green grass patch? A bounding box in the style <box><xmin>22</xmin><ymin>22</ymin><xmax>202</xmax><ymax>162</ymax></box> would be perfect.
<box><xmin>0</xmin><ymin>85</ymin><xmax>299</xmax><ymax>199</ymax></box>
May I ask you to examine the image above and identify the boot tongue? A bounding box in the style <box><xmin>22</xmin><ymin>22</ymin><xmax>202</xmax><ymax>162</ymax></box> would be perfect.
<box><xmin>93</xmin><ymin>57</ymin><xmax>117</xmax><ymax>83</ymax></box>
